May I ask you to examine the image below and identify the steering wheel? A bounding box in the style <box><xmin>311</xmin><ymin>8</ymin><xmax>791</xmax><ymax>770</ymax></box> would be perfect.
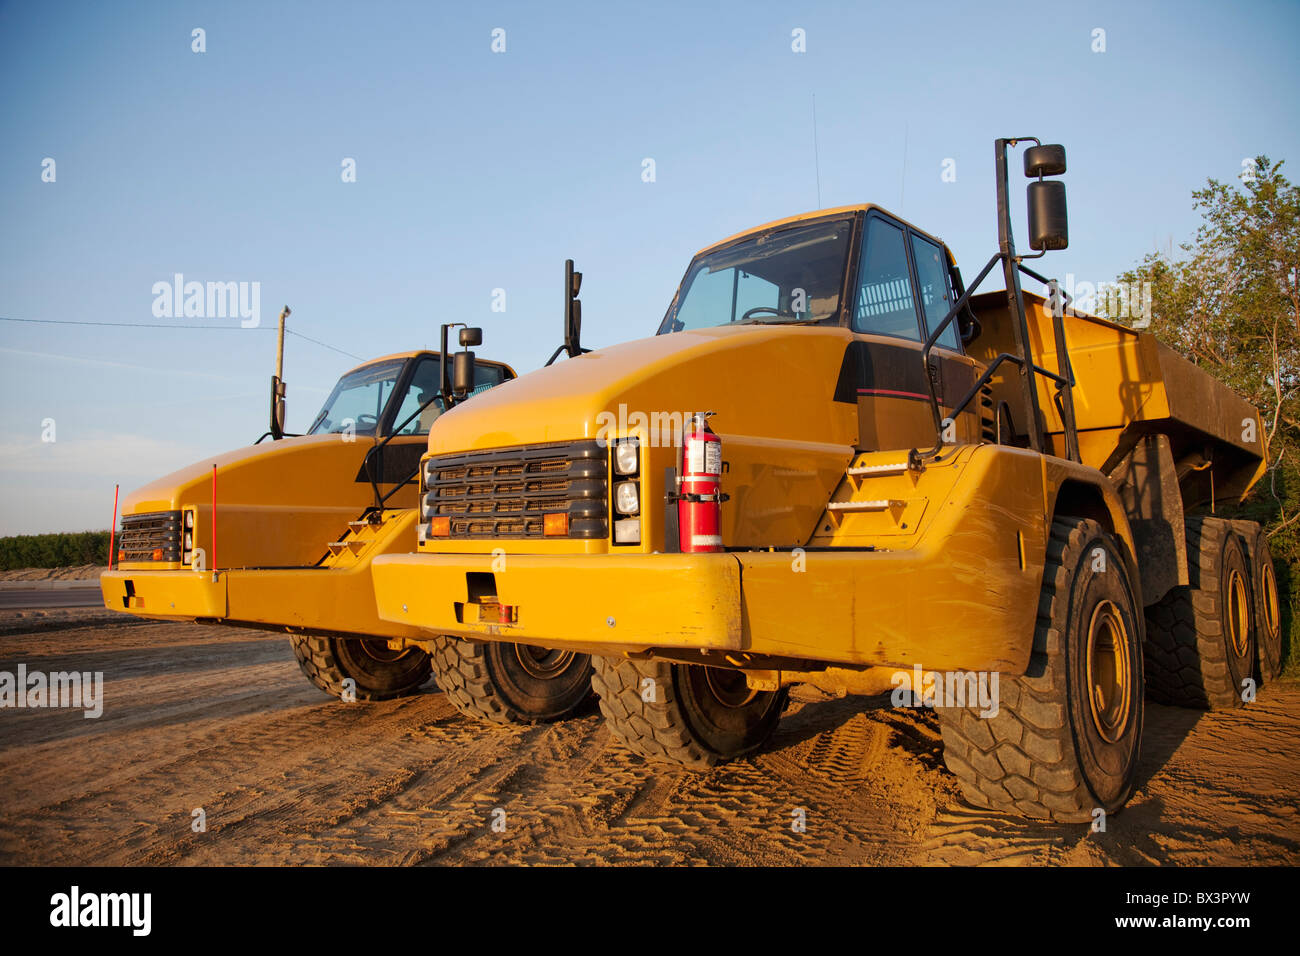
<box><xmin>740</xmin><ymin>306</ymin><xmax>789</xmax><ymax>321</ymax></box>
<box><xmin>353</xmin><ymin>414</ymin><xmax>379</xmax><ymax>431</ymax></box>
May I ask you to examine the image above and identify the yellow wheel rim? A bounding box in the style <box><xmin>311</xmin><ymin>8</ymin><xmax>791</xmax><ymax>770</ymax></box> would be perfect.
<box><xmin>513</xmin><ymin>644</ymin><xmax>576</xmax><ymax>679</ymax></box>
<box><xmin>1226</xmin><ymin>568</ymin><xmax>1250</xmax><ymax>659</ymax></box>
<box><xmin>1262</xmin><ymin>561</ymin><xmax>1280</xmax><ymax>640</ymax></box>
<box><xmin>1086</xmin><ymin>600</ymin><xmax>1132</xmax><ymax>744</ymax></box>
<box><xmin>704</xmin><ymin>667</ymin><xmax>759</xmax><ymax>708</ymax></box>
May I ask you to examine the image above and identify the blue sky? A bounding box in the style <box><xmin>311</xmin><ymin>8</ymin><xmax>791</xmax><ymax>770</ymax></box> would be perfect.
<box><xmin>2</xmin><ymin>0</ymin><xmax>1298</xmax><ymax>534</ymax></box>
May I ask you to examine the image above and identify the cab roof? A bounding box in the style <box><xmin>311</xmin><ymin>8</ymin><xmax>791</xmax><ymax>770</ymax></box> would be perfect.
<box><xmin>347</xmin><ymin>350</ymin><xmax>426</xmax><ymax>372</ymax></box>
<box><xmin>694</xmin><ymin>203</ymin><xmax>951</xmax><ymax>260</ymax></box>
<box><xmin>343</xmin><ymin>350</ymin><xmax>515</xmax><ymax>379</ymax></box>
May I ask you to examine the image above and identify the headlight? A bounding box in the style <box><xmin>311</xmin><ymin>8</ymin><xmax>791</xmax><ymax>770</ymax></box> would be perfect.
<box><xmin>614</xmin><ymin>481</ymin><xmax>640</xmax><ymax>515</ymax></box>
<box><xmin>614</xmin><ymin>440</ymin><xmax>639</xmax><ymax>476</ymax></box>
<box><xmin>613</xmin><ymin>518</ymin><xmax>641</xmax><ymax>544</ymax></box>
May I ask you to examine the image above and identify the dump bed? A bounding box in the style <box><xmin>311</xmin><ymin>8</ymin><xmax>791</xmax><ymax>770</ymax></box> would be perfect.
<box><xmin>968</xmin><ymin>290</ymin><xmax>1267</xmax><ymax>508</ymax></box>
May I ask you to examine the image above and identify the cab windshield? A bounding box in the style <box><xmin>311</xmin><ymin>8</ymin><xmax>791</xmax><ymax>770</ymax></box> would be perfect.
<box><xmin>659</xmin><ymin>218</ymin><xmax>853</xmax><ymax>333</ymax></box>
<box><xmin>307</xmin><ymin>356</ymin><xmax>510</xmax><ymax>437</ymax></box>
<box><xmin>307</xmin><ymin>359</ymin><xmax>405</xmax><ymax>437</ymax></box>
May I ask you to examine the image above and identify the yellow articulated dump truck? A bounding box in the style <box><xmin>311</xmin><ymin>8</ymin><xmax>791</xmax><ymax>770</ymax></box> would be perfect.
<box><xmin>99</xmin><ymin>323</ymin><xmax>595</xmax><ymax>721</ymax></box>
<box><xmin>371</xmin><ymin>138</ymin><xmax>1281</xmax><ymax>822</ymax></box>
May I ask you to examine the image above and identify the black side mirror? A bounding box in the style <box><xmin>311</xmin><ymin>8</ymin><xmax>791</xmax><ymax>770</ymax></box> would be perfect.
<box><xmin>1024</xmin><ymin>144</ymin><xmax>1066</xmax><ymax>177</ymax></box>
<box><xmin>453</xmin><ymin>350</ymin><xmax>476</xmax><ymax>397</ymax></box>
<box><xmin>459</xmin><ymin>327</ymin><xmax>482</xmax><ymax>348</ymax></box>
<box><xmin>546</xmin><ymin>258</ymin><xmax>590</xmax><ymax>367</ymax></box>
<box><xmin>1025</xmin><ymin>144</ymin><xmax>1068</xmax><ymax>251</ymax></box>
<box><xmin>269</xmin><ymin>374</ymin><xmax>286</xmax><ymax>439</ymax></box>
<box><xmin>565</xmin><ymin>259</ymin><xmax>582</xmax><ymax>358</ymax></box>
<box><xmin>1027</xmin><ymin>180</ymin><xmax>1068</xmax><ymax>251</ymax></box>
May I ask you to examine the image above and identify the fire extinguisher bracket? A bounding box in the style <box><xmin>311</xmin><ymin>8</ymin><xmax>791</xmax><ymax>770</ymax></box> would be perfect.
<box><xmin>670</xmin><ymin>491</ymin><xmax>730</xmax><ymax>504</ymax></box>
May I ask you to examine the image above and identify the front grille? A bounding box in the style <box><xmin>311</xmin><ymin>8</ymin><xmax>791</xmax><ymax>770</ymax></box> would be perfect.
<box><xmin>423</xmin><ymin>440</ymin><xmax>608</xmax><ymax>539</ymax></box>
<box><xmin>117</xmin><ymin>510</ymin><xmax>182</xmax><ymax>562</ymax></box>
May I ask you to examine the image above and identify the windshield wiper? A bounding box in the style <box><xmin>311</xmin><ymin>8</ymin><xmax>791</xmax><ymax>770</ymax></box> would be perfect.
<box><xmin>733</xmin><ymin>316</ymin><xmax>825</xmax><ymax>326</ymax></box>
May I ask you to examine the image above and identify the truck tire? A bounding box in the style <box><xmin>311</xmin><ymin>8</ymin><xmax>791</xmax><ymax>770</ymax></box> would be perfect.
<box><xmin>290</xmin><ymin>633</ymin><xmax>432</xmax><ymax>701</ymax></box>
<box><xmin>1235</xmin><ymin>521</ymin><xmax>1283</xmax><ymax>680</ymax></box>
<box><xmin>1143</xmin><ymin>517</ymin><xmax>1256</xmax><ymax>708</ymax></box>
<box><xmin>936</xmin><ymin>517</ymin><xmax>1144</xmax><ymax>822</ymax></box>
<box><xmin>590</xmin><ymin>656</ymin><xmax>787</xmax><ymax>769</ymax></box>
<box><xmin>428</xmin><ymin>636</ymin><xmax>595</xmax><ymax>724</ymax></box>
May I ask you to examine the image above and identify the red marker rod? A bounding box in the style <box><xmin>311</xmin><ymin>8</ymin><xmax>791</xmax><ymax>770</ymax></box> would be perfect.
<box><xmin>108</xmin><ymin>483</ymin><xmax>119</xmax><ymax>570</ymax></box>
<box><xmin>211</xmin><ymin>464</ymin><xmax>218</xmax><ymax>571</ymax></box>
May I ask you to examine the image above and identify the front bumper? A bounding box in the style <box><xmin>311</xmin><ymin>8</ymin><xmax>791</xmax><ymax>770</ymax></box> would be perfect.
<box><xmin>371</xmin><ymin>544</ymin><xmax>1039</xmax><ymax>674</ymax></box>
<box><xmin>101</xmin><ymin>569</ymin><xmax>226</xmax><ymax>618</ymax></box>
<box><xmin>100</xmin><ymin>565</ymin><xmax>427</xmax><ymax>640</ymax></box>
<box><xmin>372</xmin><ymin>552</ymin><xmax>743</xmax><ymax>656</ymax></box>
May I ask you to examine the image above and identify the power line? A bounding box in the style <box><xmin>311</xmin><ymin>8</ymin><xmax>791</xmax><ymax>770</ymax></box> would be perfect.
<box><xmin>1</xmin><ymin>315</ymin><xmax>261</xmax><ymax>330</ymax></box>
<box><xmin>0</xmin><ymin>315</ymin><xmax>362</xmax><ymax>360</ymax></box>
<box><xmin>284</xmin><ymin>328</ymin><xmax>362</xmax><ymax>360</ymax></box>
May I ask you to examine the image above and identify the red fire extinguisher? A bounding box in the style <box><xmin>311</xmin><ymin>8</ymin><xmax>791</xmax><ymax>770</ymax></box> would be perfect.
<box><xmin>678</xmin><ymin>411</ymin><xmax>728</xmax><ymax>553</ymax></box>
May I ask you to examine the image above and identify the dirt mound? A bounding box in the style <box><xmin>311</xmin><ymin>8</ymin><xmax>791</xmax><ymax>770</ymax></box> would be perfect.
<box><xmin>0</xmin><ymin>565</ymin><xmax>105</xmax><ymax>582</ymax></box>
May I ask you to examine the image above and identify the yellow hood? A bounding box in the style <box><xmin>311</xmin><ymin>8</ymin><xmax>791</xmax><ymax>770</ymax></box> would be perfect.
<box><xmin>428</xmin><ymin>325</ymin><xmax>860</xmax><ymax>454</ymax></box>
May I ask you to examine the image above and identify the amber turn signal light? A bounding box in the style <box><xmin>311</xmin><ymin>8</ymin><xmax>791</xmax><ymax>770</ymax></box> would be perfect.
<box><xmin>430</xmin><ymin>517</ymin><xmax>450</xmax><ymax>537</ymax></box>
<box><xmin>543</xmin><ymin>512</ymin><xmax>569</xmax><ymax>536</ymax></box>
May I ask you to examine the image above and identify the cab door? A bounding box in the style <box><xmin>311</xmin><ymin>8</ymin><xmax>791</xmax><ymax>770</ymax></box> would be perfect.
<box><xmin>360</xmin><ymin>356</ymin><xmax>513</xmax><ymax>508</ymax></box>
<box><xmin>838</xmin><ymin>213</ymin><xmax>981</xmax><ymax>452</ymax></box>
<box><xmin>907</xmin><ymin>230</ymin><xmax>985</xmax><ymax>446</ymax></box>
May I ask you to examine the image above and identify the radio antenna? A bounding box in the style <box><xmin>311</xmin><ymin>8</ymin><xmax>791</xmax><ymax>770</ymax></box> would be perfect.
<box><xmin>812</xmin><ymin>94</ymin><xmax>822</xmax><ymax>209</ymax></box>
<box><xmin>899</xmin><ymin>123</ymin><xmax>909</xmax><ymax>212</ymax></box>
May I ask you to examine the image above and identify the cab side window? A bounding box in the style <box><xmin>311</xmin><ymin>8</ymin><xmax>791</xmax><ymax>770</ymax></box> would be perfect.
<box><xmin>853</xmin><ymin>218</ymin><xmax>920</xmax><ymax>339</ymax></box>
<box><xmin>911</xmin><ymin>234</ymin><xmax>960</xmax><ymax>351</ymax></box>
<box><xmin>391</xmin><ymin>358</ymin><xmax>444</xmax><ymax>435</ymax></box>
<box><xmin>390</xmin><ymin>359</ymin><xmax>511</xmax><ymax>436</ymax></box>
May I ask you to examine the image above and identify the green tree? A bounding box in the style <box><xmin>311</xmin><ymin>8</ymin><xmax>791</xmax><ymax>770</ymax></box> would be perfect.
<box><xmin>1111</xmin><ymin>156</ymin><xmax>1300</xmax><ymax>671</ymax></box>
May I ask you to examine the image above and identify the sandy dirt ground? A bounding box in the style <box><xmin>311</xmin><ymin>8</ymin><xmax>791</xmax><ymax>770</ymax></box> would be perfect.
<box><xmin>1</xmin><ymin>617</ymin><xmax>1297</xmax><ymax>866</ymax></box>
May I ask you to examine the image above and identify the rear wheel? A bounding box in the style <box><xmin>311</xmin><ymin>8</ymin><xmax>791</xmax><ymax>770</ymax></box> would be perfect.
<box><xmin>429</xmin><ymin>636</ymin><xmax>595</xmax><ymax>724</ymax></box>
<box><xmin>290</xmin><ymin>633</ymin><xmax>432</xmax><ymax>701</ymax></box>
<box><xmin>1144</xmin><ymin>517</ymin><xmax>1256</xmax><ymax>708</ymax></box>
<box><xmin>590</xmin><ymin>656</ymin><xmax>787</xmax><ymax>768</ymax></box>
<box><xmin>1237</xmin><ymin>521</ymin><xmax>1283</xmax><ymax>681</ymax></box>
<box><xmin>936</xmin><ymin>517</ymin><xmax>1144</xmax><ymax>821</ymax></box>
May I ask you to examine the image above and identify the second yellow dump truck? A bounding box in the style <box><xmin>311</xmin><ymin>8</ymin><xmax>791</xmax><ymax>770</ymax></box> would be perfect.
<box><xmin>370</xmin><ymin>138</ymin><xmax>1282</xmax><ymax>822</ymax></box>
<box><xmin>100</xmin><ymin>327</ymin><xmax>595</xmax><ymax>721</ymax></box>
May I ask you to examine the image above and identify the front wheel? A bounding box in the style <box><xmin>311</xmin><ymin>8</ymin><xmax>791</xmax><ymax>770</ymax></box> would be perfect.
<box><xmin>429</xmin><ymin>636</ymin><xmax>595</xmax><ymax>724</ymax></box>
<box><xmin>290</xmin><ymin>633</ymin><xmax>432</xmax><ymax>701</ymax></box>
<box><xmin>591</xmin><ymin>656</ymin><xmax>787</xmax><ymax>768</ymax></box>
<box><xmin>937</xmin><ymin>516</ymin><xmax>1144</xmax><ymax>821</ymax></box>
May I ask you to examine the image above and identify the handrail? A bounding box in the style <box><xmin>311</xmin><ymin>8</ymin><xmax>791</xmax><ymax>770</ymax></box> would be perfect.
<box><xmin>1018</xmin><ymin>263</ymin><xmax>1080</xmax><ymax>462</ymax></box>
<box><xmin>909</xmin><ymin>252</ymin><xmax>1003</xmax><ymax>468</ymax></box>
<box><xmin>361</xmin><ymin>391</ymin><xmax>445</xmax><ymax>513</ymax></box>
<box><xmin>908</xmin><ymin>253</ymin><xmax>1082</xmax><ymax>469</ymax></box>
